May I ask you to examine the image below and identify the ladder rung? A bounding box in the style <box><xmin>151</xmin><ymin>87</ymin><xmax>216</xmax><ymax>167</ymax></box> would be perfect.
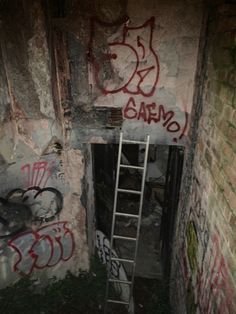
<box><xmin>120</xmin><ymin>164</ymin><xmax>144</xmax><ymax>170</ymax></box>
<box><xmin>107</xmin><ymin>299</ymin><xmax>130</xmax><ymax>305</ymax></box>
<box><xmin>115</xmin><ymin>212</ymin><xmax>139</xmax><ymax>218</ymax></box>
<box><xmin>117</xmin><ymin>188</ymin><xmax>141</xmax><ymax>195</ymax></box>
<box><xmin>111</xmin><ymin>257</ymin><xmax>134</xmax><ymax>263</ymax></box>
<box><xmin>105</xmin><ymin>133</ymin><xmax>150</xmax><ymax>311</ymax></box>
<box><xmin>108</xmin><ymin>279</ymin><xmax>132</xmax><ymax>285</ymax></box>
<box><xmin>122</xmin><ymin>139</ymin><xmax>146</xmax><ymax>145</ymax></box>
<box><xmin>113</xmin><ymin>235</ymin><xmax>137</xmax><ymax>241</ymax></box>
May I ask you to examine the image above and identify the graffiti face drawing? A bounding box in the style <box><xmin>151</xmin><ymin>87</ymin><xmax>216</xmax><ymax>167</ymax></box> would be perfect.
<box><xmin>89</xmin><ymin>17</ymin><xmax>159</xmax><ymax>97</ymax></box>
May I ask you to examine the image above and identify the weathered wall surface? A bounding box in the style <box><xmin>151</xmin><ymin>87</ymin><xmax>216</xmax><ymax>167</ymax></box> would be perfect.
<box><xmin>0</xmin><ymin>0</ymin><xmax>89</xmax><ymax>289</ymax></box>
<box><xmin>171</xmin><ymin>3</ymin><xmax>236</xmax><ymax>313</ymax></box>
<box><xmin>62</xmin><ymin>0</ymin><xmax>204</xmax><ymax>145</ymax></box>
<box><xmin>0</xmin><ymin>0</ymin><xmax>204</xmax><ymax>290</ymax></box>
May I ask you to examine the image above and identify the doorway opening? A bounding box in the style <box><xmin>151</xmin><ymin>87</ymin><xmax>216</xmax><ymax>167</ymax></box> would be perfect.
<box><xmin>92</xmin><ymin>143</ymin><xmax>184</xmax><ymax>279</ymax></box>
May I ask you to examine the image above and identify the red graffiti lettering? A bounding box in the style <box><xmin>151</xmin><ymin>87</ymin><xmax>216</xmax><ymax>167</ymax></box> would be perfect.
<box><xmin>88</xmin><ymin>17</ymin><xmax>159</xmax><ymax>97</ymax></box>
<box><xmin>146</xmin><ymin>103</ymin><xmax>156</xmax><ymax>123</ymax></box>
<box><xmin>21</xmin><ymin>161</ymin><xmax>54</xmax><ymax>188</ymax></box>
<box><xmin>196</xmin><ymin>235</ymin><xmax>235</xmax><ymax>314</ymax></box>
<box><xmin>8</xmin><ymin>222</ymin><xmax>75</xmax><ymax>275</ymax></box>
<box><xmin>123</xmin><ymin>97</ymin><xmax>137</xmax><ymax>119</ymax></box>
<box><xmin>137</xmin><ymin>102</ymin><xmax>147</xmax><ymax>121</ymax></box>
<box><xmin>123</xmin><ymin>97</ymin><xmax>186</xmax><ymax>142</ymax></box>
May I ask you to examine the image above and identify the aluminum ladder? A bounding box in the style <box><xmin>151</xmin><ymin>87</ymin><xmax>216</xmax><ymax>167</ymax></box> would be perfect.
<box><xmin>104</xmin><ymin>132</ymin><xmax>150</xmax><ymax>313</ymax></box>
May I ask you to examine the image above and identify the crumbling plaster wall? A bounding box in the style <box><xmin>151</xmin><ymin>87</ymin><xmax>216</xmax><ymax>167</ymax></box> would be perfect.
<box><xmin>171</xmin><ymin>3</ymin><xmax>236</xmax><ymax>313</ymax></box>
<box><xmin>62</xmin><ymin>0</ymin><xmax>204</xmax><ymax>146</ymax></box>
<box><xmin>0</xmin><ymin>0</ymin><xmax>205</xmax><ymax>289</ymax></box>
<box><xmin>0</xmin><ymin>0</ymin><xmax>89</xmax><ymax>289</ymax></box>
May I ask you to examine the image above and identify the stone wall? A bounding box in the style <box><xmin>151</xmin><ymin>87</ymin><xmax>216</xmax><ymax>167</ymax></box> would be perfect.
<box><xmin>171</xmin><ymin>3</ymin><xmax>236</xmax><ymax>313</ymax></box>
<box><xmin>0</xmin><ymin>0</ymin><xmax>89</xmax><ymax>288</ymax></box>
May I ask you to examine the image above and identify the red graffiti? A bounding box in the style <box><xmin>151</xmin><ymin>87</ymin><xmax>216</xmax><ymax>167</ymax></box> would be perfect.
<box><xmin>123</xmin><ymin>97</ymin><xmax>188</xmax><ymax>142</ymax></box>
<box><xmin>88</xmin><ymin>17</ymin><xmax>159</xmax><ymax>97</ymax></box>
<box><xmin>196</xmin><ymin>235</ymin><xmax>235</xmax><ymax>314</ymax></box>
<box><xmin>21</xmin><ymin>161</ymin><xmax>54</xmax><ymax>188</ymax></box>
<box><xmin>8</xmin><ymin>222</ymin><xmax>75</xmax><ymax>275</ymax></box>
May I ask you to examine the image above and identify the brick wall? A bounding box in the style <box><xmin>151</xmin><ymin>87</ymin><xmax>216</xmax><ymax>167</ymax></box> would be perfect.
<box><xmin>171</xmin><ymin>3</ymin><xmax>236</xmax><ymax>313</ymax></box>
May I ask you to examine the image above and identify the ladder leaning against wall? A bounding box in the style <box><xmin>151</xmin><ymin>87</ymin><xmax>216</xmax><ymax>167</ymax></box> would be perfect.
<box><xmin>104</xmin><ymin>132</ymin><xmax>150</xmax><ymax>314</ymax></box>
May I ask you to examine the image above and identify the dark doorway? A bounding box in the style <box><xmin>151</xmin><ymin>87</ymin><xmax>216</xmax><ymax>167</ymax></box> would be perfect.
<box><xmin>92</xmin><ymin>144</ymin><xmax>184</xmax><ymax>279</ymax></box>
<box><xmin>161</xmin><ymin>146</ymin><xmax>184</xmax><ymax>279</ymax></box>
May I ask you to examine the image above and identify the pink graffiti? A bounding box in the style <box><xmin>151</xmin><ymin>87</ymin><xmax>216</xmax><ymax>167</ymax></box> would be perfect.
<box><xmin>89</xmin><ymin>17</ymin><xmax>159</xmax><ymax>97</ymax></box>
<box><xmin>8</xmin><ymin>222</ymin><xmax>75</xmax><ymax>275</ymax></box>
<box><xmin>21</xmin><ymin>161</ymin><xmax>55</xmax><ymax>188</ymax></box>
<box><xmin>196</xmin><ymin>235</ymin><xmax>234</xmax><ymax>314</ymax></box>
<box><xmin>123</xmin><ymin>97</ymin><xmax>188</xmax><ymax>142</ymax></box>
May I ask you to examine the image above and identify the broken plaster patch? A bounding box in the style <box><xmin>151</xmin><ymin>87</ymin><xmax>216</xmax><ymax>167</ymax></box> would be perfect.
<box><xmin>89</xmin><ymin>136</ymin><xmax>107</xmax><ymax>143</ymax></box>
<box><xmin>27</xmin><ymin>3</ymin><xmax>55</xmax><ymax>119</ymax></box>
<box><xmin>60</xmin><ymin>149</ymin><xmax>89</xmax><ymax>270</ymax></box>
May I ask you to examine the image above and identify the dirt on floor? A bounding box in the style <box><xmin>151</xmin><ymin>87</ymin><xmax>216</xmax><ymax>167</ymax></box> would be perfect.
<box><xmin>0</xmin><ymin>257</ymin><xmax>171</xmax><ymax>314</ymax></box>
<box><xmin>134</xmin><ymin>277</ymin><xmax>171</xmax><ymax>314</ymax></box>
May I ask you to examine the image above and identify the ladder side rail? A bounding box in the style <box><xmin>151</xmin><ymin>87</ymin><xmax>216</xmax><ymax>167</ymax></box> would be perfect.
<box><xmin>110</xmin><ymin>132</ymin><xmax>123</xmax><ymax>251</ymax></box>
<box><xmin>105</xmin><ymin>133</ymin><xmax>150</xmax><ymax>314</ymax></box>
<box><xmin>104</xmin><ymin>132</ymin><xmax>123</xmax><ymax>314</ymax></box>
<box><xmin>130</xmin><ymin>134</ymin><xmax>150</xmax><ymax>300</ymax></box>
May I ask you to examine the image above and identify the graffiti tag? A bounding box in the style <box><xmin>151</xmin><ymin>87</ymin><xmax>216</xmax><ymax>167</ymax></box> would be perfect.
<box><xmin>8</xmin><ymin>222</ymin><xmax>75</xmax><ymax>275</ymax></box>
<box><xmin>7</xmin><ymin>187</ymin><xmax>63</xmax><ymax>223</ymax></box>
<box><xmin>89</xmin><ymin>17</ymin><xmax>159</xmax><ymax>97</ymax></box>
<box><xmin>123</xmin><ymin>97</ymin><xmax>188</xmax><ymax>142</ymax></box>
<box><xmin>21</xmin><ymin>161</ymin><xmax>55</xmax><ymax>188</ymax></box>
<box><xmin>196</xmin><ymin>234</ymin><xmax>235</xmax><ymax>314</ymax></box>
<box><xmin>96</xmin><ymin>230</ymin><xmax>121</xmax><ymax>278</ymax></box>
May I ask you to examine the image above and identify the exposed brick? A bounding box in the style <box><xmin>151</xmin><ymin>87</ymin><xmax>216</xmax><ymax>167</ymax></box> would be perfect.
<box><xmin>215</xmin><ymin>31</ymin><xmax>236</xmax><ymax>49</ymax></box>
<box><xmin>227</xmin><ymin>252</ymin><xmax>236</xmax><ymax>282</ymax></box>
<box><xmin>214</xmin><ymin>210</ymin><xmax>230</xmax><ymax>238</ymax></box>
<box><xmin>218</xmin><ymin>119</ymin><xmax>229</xmax><ymax>138</ymax></box>
<box><xmin>233</xmin><ymin>91</ymin><xmax>236</xmax><ymax>108</ymax></box>
<box><xmin>227</xmin><ymin>124</ymin><xmax>236</xmax><ymax>143</ymax></box>
<box><xmin>218</xmin><ymin>17</ymin><xmax>236</xmax><ymax>32</ymax></box>
<box><xmin>223</xmin><ymin>104</ymin><xmax>234</xmax><ymax>122</ymax></box>
<box><xmin>205</xmin><ymin>89</ymin><xmax>212</xmax><ymax>104</ymax></box>
<box><xmin>170</xmin><ymin>5</ymin><xmax>236</xmax><ymax>313</ymax></box>
<box><xmin>220</xmin><ymin>140</ymin><xmax>235</xmax><ymax>164</ymax></box>
<box><xmin>222</xmin><ymin>201</ymin><xmax>233</xmax><ymax>223</ymax></box>
<box><xmin>218</xmin><ymin>4</ymin><xmax>236</xmax><ymax>17</ymax></box>
<box><xmin>228</xmin><ymin>231</ymin><xmax>236</xmax><ymax>257</ymax></box>
<box><xmin>202</xmin><ymin>117</ymin><xmax>214</xmax><ymax>134</ymax></box>
<box><xmin>211</xmin><ymin>162</ymin><xmax>224</xmax><ymax>186</ymax></box>
<box><xmin>223</xmin><ymin>188</ymin><xmax>236</xmax><ymax>212</ymax></box>
<box><xmin>211</xmin><ymin>144</ymin><xmax>222</xmax><ymax>163</ymax></box>
<box><xmin>196</xmin><ymin>138</ymin><xmax>205</xmax><ymax>153</ymax></box>
<box><xmin>213</xmin><ymin>48</ymin><xmax>234</xmax><ymax>68</ymax></box>
<box><xmin>208</xmin><ymin>108</ymin><xmax>218</xmax><ymax>123</ymax></box>
<box><xmin>228</xmin><ymin>68</ymin><xmax>236</xmax><ymax>87</ymax></box>
<box><xmin>204</xmin><ymin>147</ymin><xmax>213</xmax><ymax>167</ymax></box>
<box><xmin>224</xmin><ymin>166</ymin><xmax>236</xmax><ymax>189</ymax></box>
<box><xmin>219</xmin><ymin>84</ymin><xmax>235</xmax><ymax>106</ymax></box>
<box><xmin>210</xmin><ymin>79</ymin><xmax>222</xmax><ymax>93</ymax></box>
<box><xmin>217</xmin><ymin>69</ymin><xmax>229</xmax><ymax>83</ymax></box>
<box><xmin>231</xmin><ymin>109</ymin><xmax>236</xmax><ymax>126</ymax></box>
<box><xmin>229</xmin><ymin>214</ymin><xmax>236</xmax><ymax>231</ymax></box>
<box><xmin>212</xmin><ymin>96</ymin><xmax>224</xmax><ymax>113</ymax></box>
